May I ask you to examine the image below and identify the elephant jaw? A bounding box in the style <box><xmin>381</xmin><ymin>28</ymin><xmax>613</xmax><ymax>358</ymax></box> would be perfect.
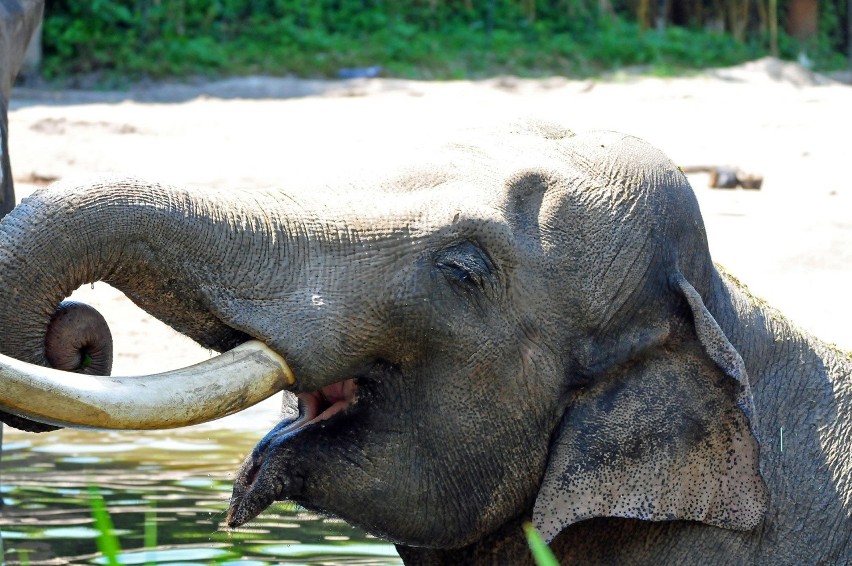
<box><xmin>0</xmin><ymin>340</ymin><xmax>294</xmax><ymax>430</ymax></box>
<box><xmin>226</xmin><ymin>375</ymin><xmax>365</xmax><ymax>529</ymax></box>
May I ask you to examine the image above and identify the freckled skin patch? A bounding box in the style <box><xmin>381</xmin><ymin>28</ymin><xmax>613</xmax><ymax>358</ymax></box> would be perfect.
<box><xmin>535</xmin><ymin>332</ymin><xmax>766</xmax><ymax>542</ymax></box>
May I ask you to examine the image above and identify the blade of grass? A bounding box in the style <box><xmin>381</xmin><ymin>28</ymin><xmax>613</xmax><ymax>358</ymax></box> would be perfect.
<box><xmin>88</xmin><ymin>487</ymin><xmax>122</xmax><ymax>565</ymax></box>
<box><xmin>144</xmin><ymin>504</ymin><xmax>157</xmax><ymax>566</ymax></box>
<box><xmin>523</xmin><ymin>522</ymin><xmax>559</xmax><ymax>566</ymax></box>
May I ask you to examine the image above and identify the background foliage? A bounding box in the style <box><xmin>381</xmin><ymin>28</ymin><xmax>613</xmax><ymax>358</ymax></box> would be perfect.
<box><xmin>41</xmin><ymin>0</ymin><xmax>850</xmax><ymax>82</ymax></box>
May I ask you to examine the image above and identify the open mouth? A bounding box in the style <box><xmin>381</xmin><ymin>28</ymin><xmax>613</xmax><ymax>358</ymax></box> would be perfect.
<box><xmin>226</xmin><ymin>377</ymin><xmax>359</xmax><ymax>526</ymax></box>
<box><xmin>231</xmin><ymin>378</ymin><xmax>358</xmax><ymax>497</ymax></box>
<box><xmin>226</xmin><ymin>361</ymin><xmax>401</xmax><ymax>528</ymax></box>
<box><xmin>281</xmin><ymin>378</ymin><xmax>359</xmax><ymax>434</ymax></box>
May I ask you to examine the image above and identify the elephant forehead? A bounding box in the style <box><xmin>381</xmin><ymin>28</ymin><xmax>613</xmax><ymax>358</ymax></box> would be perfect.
<box><xmin>561</xmin><ymin>131</ymin><xmax>685</xmax><ymax>194</ymax></box>
<box><xmin>518</xmin><ymin>133</ymin><xmax>697</xmax><ymax>327</ymax></box>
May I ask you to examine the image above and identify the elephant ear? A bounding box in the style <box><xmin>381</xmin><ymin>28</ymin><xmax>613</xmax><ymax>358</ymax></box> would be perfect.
<box><xmin>533</xmin><ymin>273</ymin><xmax>768</xmax><ymax>542</ymax></box>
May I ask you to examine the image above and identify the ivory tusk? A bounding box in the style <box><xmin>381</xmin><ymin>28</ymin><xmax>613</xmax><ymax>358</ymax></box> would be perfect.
<box><xmin>0</xmin><ymin>340</ymin><xmax>294</xmax><ymax>430</ymax></box>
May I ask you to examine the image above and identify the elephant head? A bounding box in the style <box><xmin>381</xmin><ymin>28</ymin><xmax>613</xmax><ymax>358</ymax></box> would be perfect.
<box><xmin>0</xmin><ymin>123</ymin><xmax>768</xmax><ymax>555</ymax></box>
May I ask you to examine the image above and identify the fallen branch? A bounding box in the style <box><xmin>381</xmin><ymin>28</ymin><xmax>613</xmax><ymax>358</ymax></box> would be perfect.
<box><xmin>680</xmin><ymin>165</ymin><xmax>763</xmax><ymax>190</ymax></box>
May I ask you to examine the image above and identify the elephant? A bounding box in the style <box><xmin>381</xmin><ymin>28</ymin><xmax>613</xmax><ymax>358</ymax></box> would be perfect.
<box><xmin>0</xmin><ymin>122</ymin><xmax>849</xmax><ymax>565</ymax></box>
<box><xmin>0</xmin><ymin>0</ymin><xmax>43</xmax><ymax>219</ymax></box>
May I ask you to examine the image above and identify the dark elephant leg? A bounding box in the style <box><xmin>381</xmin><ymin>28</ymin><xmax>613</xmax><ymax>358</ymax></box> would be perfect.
<box><xmin>0</xmin><ymin>5</ymin><xmax>46</xmax><ymax>551</ymax></box>
<box><xmin>0</xmin><ymin>421</ymin><xmax>4</xmax><ymax>556</ymax></box>
<box><xmin>0</xmin><ymin>97</ymin><xmax>10</xmax><ymax>548</ymax></box>
<box><xmin>0</xmin><ymin>102</ymin><xmax>5</xmax><ymax>540</ymax></box>
<box><xmin>1</xmin><ymin>98</ymin><xmax>13</xmax><ymax>218</ymax></box>
<box><xmin>1</xmin><ymin>0</ymin><xmax>46</xmax><ymax>218</ymax></box>
<box><xmin>0</xmin><ymin>422</ymin><xmax>3</xmax><ymax>509</ymax></box>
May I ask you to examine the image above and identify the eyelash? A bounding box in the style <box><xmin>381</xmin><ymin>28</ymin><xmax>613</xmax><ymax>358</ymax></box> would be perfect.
<box><xmin>437</xmin><ymin>260</ymin><xmax>484</xmax><ymax>290</ymax></box>
<box><xmin>433</xmin><ymin>242</ymin><xmax>497</xmax><ymax>297</ymax></box>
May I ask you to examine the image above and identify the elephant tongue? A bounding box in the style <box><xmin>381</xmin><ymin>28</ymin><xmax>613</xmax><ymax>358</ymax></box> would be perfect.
<box><xmin>295</xmin><ymin>379</ymin><xmax>356</xmax><ymax>427</ymax></box>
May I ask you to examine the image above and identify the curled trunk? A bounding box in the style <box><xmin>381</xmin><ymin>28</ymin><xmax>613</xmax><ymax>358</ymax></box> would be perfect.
<box><xmin>0</xmin><ymin>176</ymin><xmax>301</xmax><ymax>430</ymax></box>
<box><xmin>45</xmin><ymin>301</ymin><xmax>113</xmax><ymax>374</ymax></box>
<box><xmin>1</xmin><ymin>300</ymin><xmax>115</xmax><ymax>432</ymax></box>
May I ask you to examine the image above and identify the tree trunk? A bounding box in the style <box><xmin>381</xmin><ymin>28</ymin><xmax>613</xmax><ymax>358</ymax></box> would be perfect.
<box><xmin>638</xmin><ymin>0</ymin><xmax>652</xmax><ymax>29</ymax></box>
<box><xmin>656</xmin><ymin>0</ymin><xmax>668</xmax><ymax>31</ymax></box>
<box><xmin>786</xmin><ymin>0</ymin><xmax>818</xmax><ymax>50</ymax></box>
<box><xmin>768</xmin><ymin>0</ymin><xmax>779</xmax><ymax>56</ymax></box>
<box><xmin>727</xmin><ymin>0</ymin><xmax>750</xmax><ymax>41</ymax></box>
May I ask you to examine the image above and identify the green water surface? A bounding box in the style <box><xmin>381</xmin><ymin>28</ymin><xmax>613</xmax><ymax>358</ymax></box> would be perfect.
<box><xmin>0</xmin><ymin>409</ymin><xmax>401</xmax><ymax>565</ymax></box>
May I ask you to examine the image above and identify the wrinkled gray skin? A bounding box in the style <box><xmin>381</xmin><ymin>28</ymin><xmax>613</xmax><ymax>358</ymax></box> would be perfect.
<box><xmin>0</xmin><ymin>0</ymin><xmax>107</xmax><ymax>429</ymax></box>
<box><xmin>0</xmin><ymin>0</ymin><xmax>43</xmax><ymax>218</ymax></box>
<box><xmin>0</xmin><ymin>122</ymin><xmax>849</xmax><ymax>565</ymax></box>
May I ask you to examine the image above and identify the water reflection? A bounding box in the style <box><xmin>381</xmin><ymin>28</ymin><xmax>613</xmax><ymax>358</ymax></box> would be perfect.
<box><xmin>0</xmin><ymin>403</ymin><xmax>401</xmax><ymax>565</ymax></box>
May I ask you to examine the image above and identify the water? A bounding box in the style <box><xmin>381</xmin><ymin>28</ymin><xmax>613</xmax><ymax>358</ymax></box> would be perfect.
<box><xmin>0</xmin><ymin>408</ymin><xmax>401</xmax><ymax>565</ymax></box>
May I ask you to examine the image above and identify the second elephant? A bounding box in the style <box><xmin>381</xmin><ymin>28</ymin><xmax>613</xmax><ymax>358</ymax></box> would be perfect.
<box><xmin>0</xmin><ymin>0</ymin><xmax>43</xmax><ymax>218</ymax></box>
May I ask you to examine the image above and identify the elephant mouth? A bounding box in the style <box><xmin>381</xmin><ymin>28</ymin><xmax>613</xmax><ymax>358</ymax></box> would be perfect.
<box><xmin>276</xmin><ymin>357</ymin><xmax>402</xmax><ymax>436</ymax></box>
<box><xmin>226</xmin><ymin>361</ymin><xmax>402</xmax><ymax>528</ymax></box>
<box><xmin>224</xmin><ymin>378</ymin><xmax>360</xmax><ymax>529</ymax></box>
<box><xmin>286</xmin><ymin>378</ymin><xmax>359</xmax><ymax>433</ymax></box>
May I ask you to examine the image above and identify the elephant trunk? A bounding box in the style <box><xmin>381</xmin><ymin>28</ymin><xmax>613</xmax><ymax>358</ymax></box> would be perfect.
<box><xmin>0</xmin><ymin>176</ymin><xmax>302</xmax><ymax>430</ymax></box>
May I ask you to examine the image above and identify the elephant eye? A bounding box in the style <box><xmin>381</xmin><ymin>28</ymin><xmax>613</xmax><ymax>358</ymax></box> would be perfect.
<box><xmin>433</xmin><ymin>240</ymin><xmax>498</xmax><ymax>297</ymax></box>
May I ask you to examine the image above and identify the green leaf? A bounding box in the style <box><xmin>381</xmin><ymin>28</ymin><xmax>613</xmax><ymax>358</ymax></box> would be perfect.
<box><xmin>88</xmin><ymin>486</ymin><xmax>122</xmax><ymax>565</ymax></box>
<box><xmin>523</xmin><ymin>522</ymin><xmax>559</xmax><ymax>566</ymax></box>
<box><xmin>144</xmin><ymin>504</ymin><xmax>157</xmax><ymax>566</ymax></box>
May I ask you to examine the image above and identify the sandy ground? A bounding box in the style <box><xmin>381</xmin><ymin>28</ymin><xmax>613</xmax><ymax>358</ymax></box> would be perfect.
<box><xmin>5</xmin><ymin>58</ymin><xmax>851</xmax><ymax>428</ymax></box>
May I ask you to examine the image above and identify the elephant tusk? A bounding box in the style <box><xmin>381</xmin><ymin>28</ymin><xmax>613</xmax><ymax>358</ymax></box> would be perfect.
<box><xmin>0</xmin><ymin>340</ymin><xmax>294</xmax><ymax>430</ymax></box>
